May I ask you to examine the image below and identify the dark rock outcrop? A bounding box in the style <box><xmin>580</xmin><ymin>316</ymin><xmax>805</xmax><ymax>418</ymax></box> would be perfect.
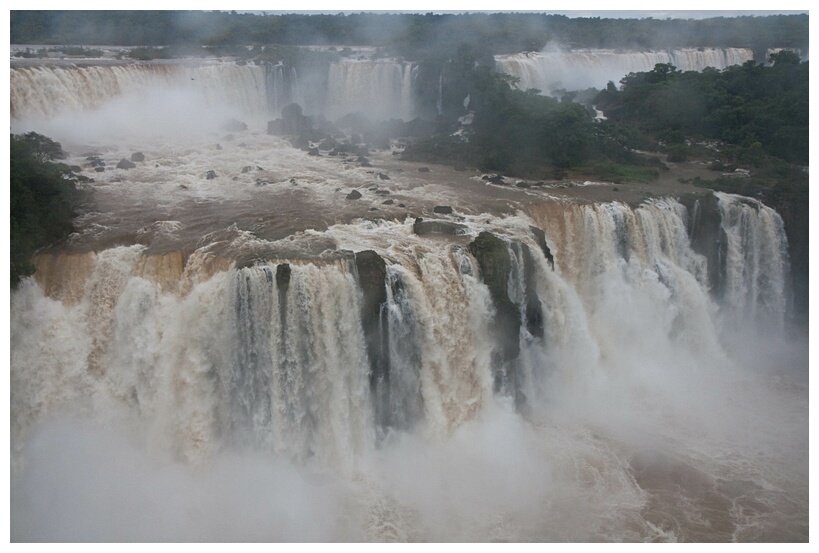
<box><xmin>354</xmin><ymin>250</ymin><xmax>390</xmax><ymax>430</ymax></box>
<box><xmin>221</xmin><ymin>118</ymin><xmax>247</xmax><ymax>132</ymax></box>
<box><xmin>469</xmin><ymin>232</ymin><xmax>521</xmax><ymax>402</ymax></box>
<box><xmin>281</xmin><ymin>103</ymin><xmax>308</xmax><ymax>136</ymax></box>
<box><xmin>412</xmin><ymin>217</ymin><xmax>467</xmax><ymax>236</ymax></box>
<box><xmin>679</xmin><ymin>191</ymin><xmax>725</xmax><ymax>298</ymax></box>
<box><xmin>529</xmin><ymin>226</ymin><xmax>554</xmax><ymax>269</ymax></box>
<box><xmin>519</xmin><ymin>243</ymin><xmax>544</xmax><ymax>340</ymax></box>
<box><xmin>346</xmin><ymin>190</ymin><xmax>362</xmax><ymax>200</ymax></box>
<box><xmin>275</xmin><ymin>263</ymin><xmax>291</xmax><ymax>293</ymax></box>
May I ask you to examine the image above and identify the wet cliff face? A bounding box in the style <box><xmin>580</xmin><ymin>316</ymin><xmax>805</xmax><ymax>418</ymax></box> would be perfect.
<box><xmin>679</xmin><ymin>191</ymin><xmax>726</xmax><ymax>298</ymax></box>
<box><xmin>354</xmin><ymin>250</ymin><xmax>390</xmax><ymax>433</ymax></box>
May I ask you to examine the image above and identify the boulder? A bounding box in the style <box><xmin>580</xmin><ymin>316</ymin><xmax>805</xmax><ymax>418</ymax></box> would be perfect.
<box><xmin>130</xmin><ymin>152</ymin><xmax>145</xmax><ymax>162</ymax></box>
<box><xmin>433</xmin><ymin>205</ymin><xmax>453</xmax><ymax>215</ymax></box>
<box><xmin>267</xmin><ymin>119</ymin><xmax>284</xmax><ymax>135</ymax></box>
<box><xmin>346</xmin><ymin>190</ymin><xmax>362</xmax><ymax>200</ymax></box>
<box><xmin>418</xmin><ymin>166</ymin><xmax>430</xmax><ymax>173</ymax></box>
<box><xmin>378</xmin><ymin>173</ymin><xmax>390</xmax><ymax>180</ymax></box>
<box><xmin>308</xmin><ymin>147</ymin><xmax>320</xmax><ymax>156</ymax></box>
<box><xmin>413</xmin><ymin>217</ymin><xmax>467</xmax><ymax>236</ymax></box>
<box><xmin>205</xmin><ymin>170</ymin><xmax>217</xmax><ymax>180</ymax></box>
<box><xmin>281</xmin><ymin>103</ymin><xmax>309</xmax><ymax>135</ymax></box>
<box><xmin>241</xmin><ymin>166</ymin><xmax>254</xmax><ymax>173</ymax></box>
<box><xmin>221</xmin><ymin>118</ymin><xmax>247</xmax><ymax>132</ymax></box>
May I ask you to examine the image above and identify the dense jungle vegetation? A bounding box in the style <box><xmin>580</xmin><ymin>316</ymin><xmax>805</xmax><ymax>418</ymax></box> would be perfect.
<box><xmin>10</xmin><ymin>133</ymin><xmax>80</xmax><ymax>286</ymax></box>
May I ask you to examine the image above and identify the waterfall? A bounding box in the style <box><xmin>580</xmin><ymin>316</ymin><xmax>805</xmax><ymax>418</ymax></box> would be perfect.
<box><xmin>715</xmin><ymin>192</ymin><xmax>790</xmax><ymax>332</ymax></box>
<box><xmin>263</xmin><ymin>63</ymin><xmax>304</xmax><ymax>118</ymax></box>
<box><xmin>494</xmin><ymin>47</ymin><xmax>755</xmax><ymax>93</ymax></box>
<box><xmin>11</xmin><ymin>58</ymin><xmax>421</xmax><ymax>124</ymax></box>
<box><xmin>8</xmin><ymin>48</ymin><xmax>805</xmax><ymax>537</ymax></box>
<box><xmin>11</xmin><ymin>197</ymin><xmax>793</xmax><ymax>451</ymax></box>
<box><xmin>10</xmin><ymin>194</ymin><xmax>805</xmax><ymax>540</ymax></box>
<box><xmin>10</xmin><ymin>62</ymin><xmax>274</xmax><ymax>120</ymax></box>
<box><xmin>325</xmin><ymin>59</ymin><xmax>417</xmax><ymax>120</ymax></box>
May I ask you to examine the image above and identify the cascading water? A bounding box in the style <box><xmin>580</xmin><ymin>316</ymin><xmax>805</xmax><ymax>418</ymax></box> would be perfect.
<box><xmin>714</xmin><ymin>192</ymin><xmax>790</xmax><ymax>332</ymax></box>
<box><xmin>325</xmin><ymin>60</ymin><xmax>417</xmax><ymax>121</ymax></box>
<box><xmin>10</xmin><ymin>62</ymin><xmax>274</xmax><ymax>120</ymax></box>
<box><xmin>9</xmin><ymin>55</ymin><xmax>807</xmax><ymax>542</ymax></box>
<box><xmin>10</xmin><ymin>58</ymin><xmax>419</xmax><ymax>126</ymax></box>
<box><xmin>495</xmin><ymin>47</ymin><xmax>755</xmax><ymax>93</ymax></box>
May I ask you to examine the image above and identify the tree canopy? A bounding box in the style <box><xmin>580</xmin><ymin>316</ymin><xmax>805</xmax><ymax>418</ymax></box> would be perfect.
<box><xmin>10</xmin><ymin>133</ymin><xmax>79</xmax><ymax>286</ymax></box>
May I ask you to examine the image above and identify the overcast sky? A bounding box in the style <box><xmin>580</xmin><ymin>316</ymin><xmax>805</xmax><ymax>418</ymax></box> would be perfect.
<box><xmin>8</xmin><ymin>0</ymin><xmax>809</xmax><ymax>17</ymax></box>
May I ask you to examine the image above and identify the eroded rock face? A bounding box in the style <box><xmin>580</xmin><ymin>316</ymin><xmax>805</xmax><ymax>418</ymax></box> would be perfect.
<box><xmin>275</xmin><ymin>263</ymin><xmax>291</xmax><ymax>292</ymax></box>
<box><xmin>529</xmin><ymin>225</ymin><xmax>554</xmax><ymax>269</ymax></box>
<box><xmin>354</xmin><ymin>250</ymin><xmax>390</xmax><ymax>429</ymax></box>
<box><xmin>679</xmin><ymin>191</ymin><xmax>725</xmax><ymax>297</ymax></box>
<box><xmin>468</xmin><ymin>232</ymin><xmax>521</xmax><ymax>402</ymax></box>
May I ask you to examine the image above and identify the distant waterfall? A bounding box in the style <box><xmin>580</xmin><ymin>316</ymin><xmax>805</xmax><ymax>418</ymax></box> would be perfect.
<box><xmin>11</xmin><ymin>59</ymin><xmax>420</xmax><ymax>123</ymax></box>
<box><xmin>325</xmin><ymin>60</ymin><xmax>417</xmax><ymax>120</ymax></box>
<box><xmin>10</xmin><ymin>62</ymin><xmax>273</xmax><ymax>120</ymax></box>
<box><xmin>495</xmin><ymin>47</ymin><xmax>755</xmax><ymax>93</ymax></box>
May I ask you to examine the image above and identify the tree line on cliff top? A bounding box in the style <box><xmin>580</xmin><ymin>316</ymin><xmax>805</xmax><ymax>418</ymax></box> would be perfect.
<box><xmin>11</xmin><ymin>11</ymin><xmax>807</xmax><ymax>61</ymax></box>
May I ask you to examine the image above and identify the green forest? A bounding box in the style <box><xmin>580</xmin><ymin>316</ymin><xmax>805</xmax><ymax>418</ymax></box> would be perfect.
<box><xmin>10</xmin><ymin>133</ymin><xmax>80</xmax><ymax>286</ymax></box>
<box><xmin>402</xmin><ymin>50</ymin><xmax>808</xmax><ymax>175</ymax></box>
<box><xmin>10</xmin><ymin>11</ymin><xmax>808</xmax><ymax>61</ymax></box>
